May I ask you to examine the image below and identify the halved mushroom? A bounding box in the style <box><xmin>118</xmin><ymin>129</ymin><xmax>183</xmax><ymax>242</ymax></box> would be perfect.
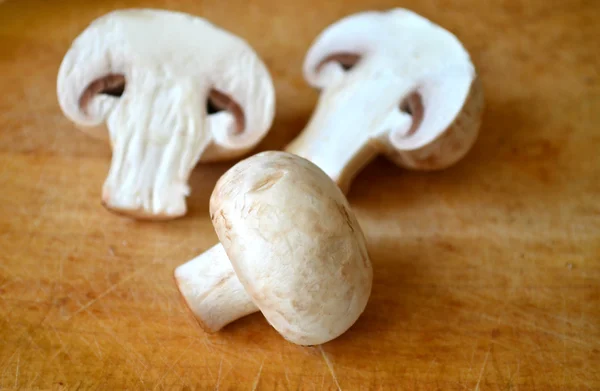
<box><xmin>57</xmin><ymin>9</ymin><xmax>275</xmax><ymax>219</ymax></box>
<box><xmin>174</xmin><ymin>151</ymin><xmax>372</xmax><ymax>345</ymax></box>
<box><xmin>286</xmin><ymin>9</ymin><xmax>484</xmax><ymax>193</ymax></box>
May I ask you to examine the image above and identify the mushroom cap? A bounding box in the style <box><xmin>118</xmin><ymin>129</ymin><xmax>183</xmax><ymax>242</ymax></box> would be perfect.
<box><xmin>57</xmin><ymin>8</ymin><xmax>275</xmax><ymax>159</ymax></box>
<box><xmin>302</xmin><ymin>8</ymin><xmax>483</xmax><ymax>168</ymax></box>
<box><xmin>209</xmin><ymin>151</ymin><xmax>372</xmax><ymax>345</ymax></box>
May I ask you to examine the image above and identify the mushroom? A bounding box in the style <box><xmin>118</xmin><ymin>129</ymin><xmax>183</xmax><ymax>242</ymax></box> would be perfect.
<box><xmin>286</xmin><ymin>9</ymin><xmax>484</xmax><ymax>193</ymax></box>
<box><xmin>174</xmin><ymin>151</ymin><xmax>372</xmax><ymax>345</ymax></box>
<box><xmin>57</xmin><ymin>9</ymin><xmax>275</xmax><ymax>219</ymax></box>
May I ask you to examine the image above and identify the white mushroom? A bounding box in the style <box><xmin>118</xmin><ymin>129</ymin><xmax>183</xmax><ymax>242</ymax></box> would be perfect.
<box><xmin>57</xmin><ymin>9</ymin><xmax>275</xmax><ymax>219</ymax></box>
<box><xmin>174</xmin><ymin>151</ymin><xmax>372</xmax><ymax>345</ymax></box>
<box><xmin>286</xmin><ymin>9</ymin><xmax>484</xmax><ymax>193</ymax></box>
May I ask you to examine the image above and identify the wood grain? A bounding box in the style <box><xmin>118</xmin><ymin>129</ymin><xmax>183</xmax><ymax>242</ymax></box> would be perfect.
<box><xmin>1</xmin><ymin>0</ymin><xmax>599</xmax><ymax>389</ymax></box>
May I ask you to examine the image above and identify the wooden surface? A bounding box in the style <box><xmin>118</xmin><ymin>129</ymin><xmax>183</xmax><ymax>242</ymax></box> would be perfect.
<box><xmin>1</xmin><ymin>0</ymin><xmax>599</xmax><ymax>389</ymax></box>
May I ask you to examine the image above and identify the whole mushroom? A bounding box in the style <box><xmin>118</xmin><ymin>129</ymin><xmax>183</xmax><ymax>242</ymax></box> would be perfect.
<box><xmin>174</xmin><ymin>151</ymin><xmax>372</xmax><ymax>345</ymax></box>
<box><xmin>286</xmin><ymin>9</ymin><xmax>484</xmax><ymax>193</ymax></box>
<box><xmin>57</xmin><ymin>9</ymin><xmax>275</xmax><ymax>219</ymax></box>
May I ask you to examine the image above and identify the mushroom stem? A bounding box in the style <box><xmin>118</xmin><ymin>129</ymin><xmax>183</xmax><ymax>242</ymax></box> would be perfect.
<box><xmin>174</xmin><ymin>244</ymin><xmax>258</xmax><ymax>332</ymax></box>
<box><xmin>286</xmin><ymin>125</ymin><xmax>378</xmax><ymax>194</ymax></box>
<box><xmin>285</xmin><ymin>75</ymin><xmax>412</xmax><ymax>193</ymax></box>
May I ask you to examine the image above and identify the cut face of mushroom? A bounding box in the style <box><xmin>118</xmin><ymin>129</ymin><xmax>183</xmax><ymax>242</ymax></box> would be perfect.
<box><xmin>286</xmin><ymin>9</ymin><xmax>484</xmax><ymax>193</ymax></box>
<box><xmin>174</xmin><ymin>151</ymin><xmax>373</xmax><ymax>345</ymax></box>
<box><xmin>57</xmin><ymin>9</ymin><xmax>275</xmax><ymax>219</ymax></box>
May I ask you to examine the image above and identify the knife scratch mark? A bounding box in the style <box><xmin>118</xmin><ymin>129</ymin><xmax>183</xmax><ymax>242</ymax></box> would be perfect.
<box><xmin>278</xmin><ymin>350</ymin><xmax>292</xmax><ymax>390</ymax></box>
<box><xmin>479</xmin><ymin>312</ymin><xmax>590</xmax><ymax>347</ymax></box>
<box><xmin>215</xmin><ymin>357</ymin><xmax>223</xmax><ymax>391</ymax></box>
<box><xmin>47</xmin><ymin>326</ymin><xmax>67</xmax><ymax>381</ymax></box>
<box><xmin>284</xmin><ymin>367</ymin><xmax>291</xmax><ymax>390</ymax></box>
<box><xmin>26</xmin><ymin>371</ymin><xmax>40</xmax><ymax>389</ymax></box>
<box><xmin>76</xmin><ymin>302</ymin><xmax>148</xmax><ymax>372</ymax></box>
<box><xmin>506</xmin><ymin>359</ymin><xmax>520</xmax><ymax>391</ymax></box>
<box><xmin>153</xmin><ymin>340</ymin><xmax>194</xmax><ymax>390</ymax></box>
<box><xmin>531</xmin><ymin>348</ymin><xmax>593</xmax><ymax>390</ymax></box>
<box><xmin>79</xmin><ymin>335</ymin><xmax>99</xmax><ymax>360</ymax></box>
<box><xmin>462</xmin><ymin>341</ymin><xmax>478</xmax><ymax>390</ymax></box>
<box><xmin>13</xmin><ymin>352</ymin><xmax>20</xmax><ymax>388</ymax></box>
<box><xmin>319</xmin><ymin>346</ymin><xmax>341</xmax><ymax>391</ymax></box>
<box><xmin>474</xmin><ymin>347</ymin><xmax>491</xmax><ymax>391</ymax></box>
<box><xmin>66</xmin><ymin>264</ymin><xmax>152</xmax><ymax>320</ymax></box>
<box><xmin>251</xmin><ymin>360</ymin><xmax>264</xmax><ymax>391</ymax></box>
<box><xmin>93</xmin><ymin>336</ymin><xmax>103</xmax><ymax>358</ymax></box>
<box><xmin>425</xmin><ymin>358</ymin><xmax>437</xmax><ymax>377</ymax></box>
<box><xmin>21</xmin><ymin>329</ymin><xmax>43</xmax><ymax>352</ymax></box>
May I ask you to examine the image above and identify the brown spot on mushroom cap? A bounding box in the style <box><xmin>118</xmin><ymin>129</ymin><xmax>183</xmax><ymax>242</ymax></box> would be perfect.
<box><xmin>249</xmin><ymin>171</ymin><xmax>284</xmax><ymax>193</ymax></box>
<box><xmin>292</xmin><ymin>299</ymin><xmax>308</xmax><ymax>311</ymax></box>
<box><xmin>219</xmin><ymin>209</ymin><xmax>232</xmax><ymax>230</ymax></box>
<box><xmin>337</xmin><ymin>202</ymin><xmax>355</xmax><ymax>233</ymax></box>
<box><xmin>359</xmin><ymin>244</ymin><xmax>370</xmax><ymax>268</ymax></box>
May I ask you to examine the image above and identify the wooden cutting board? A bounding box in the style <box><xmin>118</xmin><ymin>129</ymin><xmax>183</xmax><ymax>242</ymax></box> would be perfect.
<box><xmin>1</xmin><ymin>0</ymin><xmax>598</xmax><ymax>389</ymax></box>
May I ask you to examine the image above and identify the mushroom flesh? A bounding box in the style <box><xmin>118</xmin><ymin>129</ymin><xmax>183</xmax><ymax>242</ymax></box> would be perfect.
<box><xmin>57</xmin><ymin>9</ymin><xmax>275</xmax><ymax>219</ymax></box>
<box><xmin>286</xmin><ymin>9</ymin><xmax>484</xmax><ymax>193</ymax></box>
<box><xmin>174</xmin><ymin>151</ymin><xmax>372</xmax><ymax>345</ymax></box>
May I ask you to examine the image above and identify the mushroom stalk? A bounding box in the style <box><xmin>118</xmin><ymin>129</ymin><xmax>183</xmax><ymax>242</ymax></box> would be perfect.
<box><xmin>286</xmin><ymin>71</ymin><xmax>413</xmax><ymax>193</ymax></box>
<box><xmin>102</xmin><ymin>82</ymin><xmax>213</xmax><ymax>218</ymax></box>
<box><xmin>174</xmin><ymin>244</ymin><xmax>258</xmax><ymax>332</ymax></box>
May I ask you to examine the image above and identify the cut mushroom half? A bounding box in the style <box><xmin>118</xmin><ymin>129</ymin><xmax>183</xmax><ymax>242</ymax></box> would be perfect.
<box><xmin>286</xmin><ymin>8</ymin><xmax>484</xmax><ymax>193</ymax></box>
<box><xmin>57</xmin><ymin>9</ymin><xmax>275</xmax><ymax>219</ymax></box>
<box><xmin>174</xmin><ymin>151</ymin><xmax>373</xmax><ymax>346</ymax></box>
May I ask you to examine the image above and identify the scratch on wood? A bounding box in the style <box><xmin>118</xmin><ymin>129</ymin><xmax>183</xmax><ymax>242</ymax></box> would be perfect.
<box><xmin>79</xmin><ymin>303</ymin><xmax>148</xmax><ymax>372</ymax></box>
<box><xmin>281</xmin><ymin>355</ymin><xmax>292</xmax><ymax>389</ymax></box>
<box><xmin>68</xmin><ymin>284</ymin><xmax>119</xmax><ymax>318</ymax></box>
<box><xmin>135</xmin><ymin>303</ymin><xmax>192</xmax><ymax>385</ymax></box>
<box><xmin>215</xmin><ymin>357</ymin><xmax>223</xmax><ymax>391</ymax></box>
<box><xmin>479</xmin><ymin>312</ymin><xmax>592</xmax><ymax>347</ymax></box>
<box><xmin>535</xmin><ymin>349</ymin><xmax>594</xmax><ymax>390</ymax></box>
<box><xmin>49</xmin><ymin>325</ymin><xmax>69</xmax><ymax>358</ymax></box>
<box><xmin>26</xmin><ymin>372</ymin><xmax>40</xmax><ymax>389</ymax></box>
<box><xmin>66</xmin><ymin>264</ymin><xmax>151</xmax><ymax>320</ymax></box>
<box><xmin>424</xmin><ymin>358</ymin><xmax>437</xmax><ymax>377</ymax></box>
<box><xmin>93</xmin><ymin>336</ymin><xmax>103</xmax><ymax>358</ymax></box>
<box><xmin>1</xmin><ymin>348</ymin><xmax>20</xmax><ymax>382</ymax></box>
<box><xmin>474</xmin><ymin>347</ymin><xmax>491</xmax><ymax>391</ymax></box>
<box><xmin>21</xmin><ymin>329</ymin><xmax>43</xmax><ymax>353</ymax></box>
<box><xmin>79</xmin><ymin>335</ymin><xmax>101</xmax><ymax>360</ymax></box>
<box><xmin>13</xmin><ymin>352</ymin><xmax>20</xmax><ymax>388</ymax></box>
<box><xmin>461</xmin><ymin>341</ymin><xmax>479</xmax><ymax>390</ymax></box>
<box><xmin>153</xmin><ymin>340</ymin><xmax>194</xmax><ymax>390</ymax></box>
<box><xmin>251</xmin><ymin>360</ymin><xmax>264</xmax><ymax>391</ymax></box>
<box><xmin>319</xmin><ymin>345</ymin><xmax>341</xmax><ymax>391</ymax></box>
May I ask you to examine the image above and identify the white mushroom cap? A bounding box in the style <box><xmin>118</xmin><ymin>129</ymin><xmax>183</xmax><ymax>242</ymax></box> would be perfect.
<box><xmin>174</xmin><ymin>151</ymin><xmax>373</xmax><ymax>345</ymax></box>
<box><xmin>287</xmin><ymin>9</ymin><xmax>483</xmax><ymax>192</ymax></box>
<box><xmin>57</xmin><ymin>9</ymin><xmax>275</xmax><ymax>219</ymax></box>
